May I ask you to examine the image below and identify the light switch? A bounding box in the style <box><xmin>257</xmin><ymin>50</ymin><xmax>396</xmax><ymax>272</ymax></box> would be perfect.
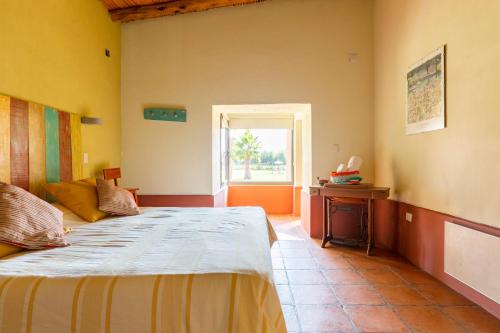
<box><xmin>405</xmin><ymin>212</ymin><xmax>413</xmax><ymax>223</ymax></box>
<box><xmin>83</xmin><ymin>153</ymin><xmax>89</xmax><ymax>164</ymax></box>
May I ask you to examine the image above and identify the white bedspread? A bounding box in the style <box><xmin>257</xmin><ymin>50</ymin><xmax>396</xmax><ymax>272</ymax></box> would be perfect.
<box><xmin>0</xmin><ymin>207</ymin><xmax>286</xmax><ymax>333</ymax></box>
<box><xmin>0</xmin><ymin>207</ymin><xmax>276</xmax><ymax>282</ymax></box>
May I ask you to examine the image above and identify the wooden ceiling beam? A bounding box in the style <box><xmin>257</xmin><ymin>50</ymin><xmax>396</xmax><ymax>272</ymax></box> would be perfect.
<box><xmin>109</xmin><ymin>0</ymin><xmax>267</xmax><ymax>22</ymax></box>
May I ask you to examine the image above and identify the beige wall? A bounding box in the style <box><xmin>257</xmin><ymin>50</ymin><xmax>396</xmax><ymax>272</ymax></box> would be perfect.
<box><xmin>0</xmin><ymin>0</ymin><xmax>121</xmax><ymax>177</ymax></box>
<box><xmin>374</xmin><ymin>0</ymin><xmax>500</xmax><ymax>228</ymax></box>
<box><xmin>121</xmin><ymin>0</ymin><xmax>374</xmax><ymax>194</ymax></box>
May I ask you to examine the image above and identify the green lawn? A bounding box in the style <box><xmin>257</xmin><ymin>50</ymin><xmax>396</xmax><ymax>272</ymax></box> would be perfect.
<box><xmin>231</xmin><ymin>166</ymin><xmax>288</xmax><ymax>182</ymax></box>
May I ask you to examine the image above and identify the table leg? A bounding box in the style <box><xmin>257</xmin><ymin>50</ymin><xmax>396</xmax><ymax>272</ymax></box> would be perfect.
<box><xmin>366</xmin><ymin>198</ymin><xmax>374</xmax><ymax>255</ymax></box>
<box><xmin>321</xmin><ymin>196</ymin><xmax>333</xmax><ymax>248</ymax></box>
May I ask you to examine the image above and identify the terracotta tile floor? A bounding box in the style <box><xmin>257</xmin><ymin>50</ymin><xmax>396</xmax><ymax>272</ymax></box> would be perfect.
<box><xmin>268</xmin><ymin>215</ymin><xmax>500</xmax><ymax>333</ymax></box>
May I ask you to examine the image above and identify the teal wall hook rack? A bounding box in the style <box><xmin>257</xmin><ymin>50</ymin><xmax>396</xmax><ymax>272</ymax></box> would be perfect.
<box><xmin>144</xmin><ymin>107</ymin><xmax>186</xmax><ymax>122</ymax></box>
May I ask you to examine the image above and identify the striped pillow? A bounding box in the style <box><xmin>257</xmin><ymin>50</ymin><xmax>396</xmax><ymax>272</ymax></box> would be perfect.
<box><xmin>0</xmin><ymin>182</ymin><xmax>69</xmax><ymax>249</ymax></box>
<box><xmin>96</xmin><ymin>179</ymin><xmax>140</xmax><ymax>216</ymax></box>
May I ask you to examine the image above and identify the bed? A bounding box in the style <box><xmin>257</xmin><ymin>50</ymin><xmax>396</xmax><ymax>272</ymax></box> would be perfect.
<box><xmin>0</xmin><ymin>206</ymin><xmax>286</xmax><ymax>333</ymax></box>
<box><xmin>0</xmin><ymin>94</ymin><xmax>285</xmax><ymax>332</ymax></box>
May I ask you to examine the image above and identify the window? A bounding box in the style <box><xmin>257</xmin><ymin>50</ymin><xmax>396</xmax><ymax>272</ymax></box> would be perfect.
<box><xmin>229</xmin><ymin>128</ymin><xmax>293</xmax><ymax>183</ymax></box>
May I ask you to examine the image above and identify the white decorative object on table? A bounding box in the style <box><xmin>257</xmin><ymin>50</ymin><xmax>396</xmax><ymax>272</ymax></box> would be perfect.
<box><xmin>331</xmin><ymin>156</ymin><xmax>364</xmax><ymax>185</ymax></box>
<box><xmin>347</xmin><ymin>156</ymin><xmax>363</xmax><ymax>171</ymax></box>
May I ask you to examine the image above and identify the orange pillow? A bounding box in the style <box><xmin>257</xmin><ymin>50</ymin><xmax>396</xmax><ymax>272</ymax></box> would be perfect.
<box><xmin>0</xmin><ymin>182</ymin><xmax>68</xmax><ymax>250</ymax></box>
<box><xmin>44</xmin><ymin>180</ymin><xmax>108</xmax><ymax>222</ymax></box>
<box><xmin>96</xmin><ymin>179</ymin><xmax>140</xmax><ymax>216</ymax></box>
<box><xmin>80</xmin><ymin>178</ymin><xmax>97</xmax><ymax>186</ymax></box>
<box><xmin>0</xmin><ymin>243</ymin><xmax>21</xmax><ymax>258</ymax></box>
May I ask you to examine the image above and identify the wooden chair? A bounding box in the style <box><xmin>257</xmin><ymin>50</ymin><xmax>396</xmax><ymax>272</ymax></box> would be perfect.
<box><xmin>103</xmin><ymin>168</ymin><xmax>139</xmax><ymax>204</ymax></box>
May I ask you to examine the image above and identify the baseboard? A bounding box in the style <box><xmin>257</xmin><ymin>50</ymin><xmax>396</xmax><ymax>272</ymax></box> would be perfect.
<box><xmin>138</xmin><ymin>194</ymin><xmax>214</xmax><ymax>207</ymax></box>
<box><xmin>138</xmin><ymin>187</ymin><xmax>228</xmax><ymax>208</ymax></box>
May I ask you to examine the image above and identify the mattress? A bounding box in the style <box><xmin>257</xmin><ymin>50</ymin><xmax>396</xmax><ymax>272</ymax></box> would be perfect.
<box><xmin>0</xmin><ymin>207</ymin><xmax>285</xmax><ymax>333</ymax></box>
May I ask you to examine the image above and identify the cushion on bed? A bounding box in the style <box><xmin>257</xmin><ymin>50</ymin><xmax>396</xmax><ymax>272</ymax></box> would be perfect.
<box><xmin>51</xmin><ymin>202</ymin><xmax>72</xmax><ymax>215</ymax></box>
<box><xmin>44</xmin><ymin>180</ymin><xmax>108</xmax><ymax>222</ymax></box>
<box><xmin>0</xmin><ymin>182</ymin><xmax>69</xmax><ymax>250</ymax></box>
<box><xmin>80</xmin><ymin>177</ymin><xmax>97</xmax><ymax>186</ymax></box>
<box><xmin>51</xmin><ymin>203</ymin><xmax>87</xmax><ymax>230</ymax></box>
<box><xmin>96</xmin><ymin>178</ymin><xmax>140</xmax><ymax>216</ymax></box>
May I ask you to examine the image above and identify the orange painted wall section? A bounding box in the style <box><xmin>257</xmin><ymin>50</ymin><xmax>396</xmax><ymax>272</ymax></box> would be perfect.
<box><xmin>293</xmin><ymin>186</ymin><xmax>302</xmax><ymax>216</ymax></box>
<box><xmin>301</xmin><ymin>191</ymin><xmax>323</xmax><ymax>238</ymax></box>
<box><xmin>228</xmin><ymin>185</ymin><xmax>293</xmax><ymax>214</ymax></box>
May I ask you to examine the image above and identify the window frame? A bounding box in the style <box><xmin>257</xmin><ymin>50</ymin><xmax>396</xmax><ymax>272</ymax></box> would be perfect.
<box><xmin>228</xmin><ymin>128</ymin><xmax>294</xmax><ymax>186</ymax></box>
<box><xmin>220</xmin><ymin>114</ymin><xmax>230</xmax><ymax>187</ymax></box>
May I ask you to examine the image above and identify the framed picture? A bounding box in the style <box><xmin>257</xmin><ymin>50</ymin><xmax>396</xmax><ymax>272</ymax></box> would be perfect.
<box><xmin>406</xmin><ymin>46</ymin><xmax>446</xmax><ymax>134</ymax></box>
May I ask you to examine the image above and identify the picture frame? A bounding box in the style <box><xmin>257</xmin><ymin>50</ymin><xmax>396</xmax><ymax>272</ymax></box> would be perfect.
<box><xmin>406</xmin><ymin>46</ymin><xmax>446</xmax><ymax>135</ymax></box>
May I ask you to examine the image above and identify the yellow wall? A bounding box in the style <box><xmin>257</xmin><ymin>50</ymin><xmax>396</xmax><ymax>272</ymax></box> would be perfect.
<box><xmin>121</xmin><ymin>0</ymin><xmax>374</xmax><ymax>194</ymax></box>
<box><xmin>374</xmin><ymin>0</ymin><xmax>500</xmax><ymax>228</ymax></box>
<box><xmin>0</xmin><ymin>0</ymin><xmax>121</xmax><ymax>177</ymax></box>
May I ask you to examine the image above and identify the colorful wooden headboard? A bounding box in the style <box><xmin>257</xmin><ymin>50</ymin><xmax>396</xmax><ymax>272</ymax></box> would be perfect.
<box><xmin>0</xmin><ymin>94</ymin><xmax>83</xmax><ymax>198</ymax></box>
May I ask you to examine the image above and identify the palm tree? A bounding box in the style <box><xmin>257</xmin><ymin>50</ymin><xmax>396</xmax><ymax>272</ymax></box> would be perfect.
<box><xmin>232</xmin><ymin>130</ymin><xmax>262</xmax><ymax>180</ymax></box>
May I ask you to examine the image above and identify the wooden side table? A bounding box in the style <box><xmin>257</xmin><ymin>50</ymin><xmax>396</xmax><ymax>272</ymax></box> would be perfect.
<box><xmin>126</xmin><ymin>188</ymin><xmax>139</xmax><ymax>205</ymax></box>
<box><xmin>309</xmin><ymin>185</ymin><xmax>390</xmax><ymax>255</ymax></box>
<box><xmin>103</xmin><ymin>167</ymin><xmax>140</xmax><ymax>205</ymax></box>
<box><xmin>327</xmin><ymin>197</ymin><xmax>368</xmax><ymax>247</ymax></box>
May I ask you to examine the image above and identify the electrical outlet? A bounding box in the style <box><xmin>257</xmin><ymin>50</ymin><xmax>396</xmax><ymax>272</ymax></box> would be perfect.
<box><xmin>405</xmin><ymin>212</ymin><xmax>413</xmax><ymax>223</ymax></box>
<box><xmin>83</xmin><ymin>153</ymin><xmax>89</xmax><ymax>164</ymax></box>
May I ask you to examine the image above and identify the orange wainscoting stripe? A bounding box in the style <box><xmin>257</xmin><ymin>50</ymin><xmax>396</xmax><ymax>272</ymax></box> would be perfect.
<box><xmin>138</xmin><ymin>188</ymin><xmax>229</xmax><ymax>208</ymax></box>
<box><xmin>300</xmin><ymin>191</ymin><xmax>323</xmax><ymax>238</ymax></box>
<box><xmin>393</xmin><ymin>202</ymin><xmax>500</xmax><ymax>318</ymax></box>
<box><xmin>227</xmin><ymin>185</ymin><xmax>294</xmax><ymax>215</ymax></box>
<box><xmin>138</xmin><ymin>195</ymin><xmax>215</xmax><ymax>207</ymax></box>
<box><xmin>293</xmin><ymin>186</ymin><xmax>302</xmax><ymax>216</ymax></box>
